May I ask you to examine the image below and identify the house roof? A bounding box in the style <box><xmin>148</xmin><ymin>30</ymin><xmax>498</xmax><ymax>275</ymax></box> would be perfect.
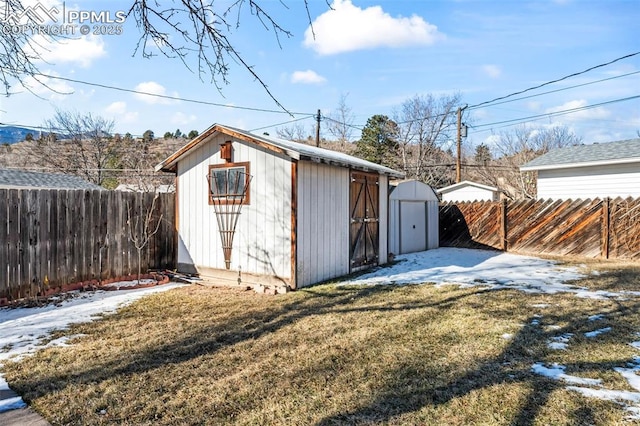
<box><xmin>155</xmin><ymin>123</ymin><xmax>405</xmax><ymax>179</ymax></box>
<box><xmin>437</xmin><ymin>180</ymin><xmax>498</xmax><ymax>194</ymax></box>
<box><xmin>0</xmin><ymin>168</ymin><xmax>103</xmax><ymax>190</ymax></box>
<box><xmin>520</xmin><ymin>138</ymin><xmax>640</xmax><ymax>171</ymax></box>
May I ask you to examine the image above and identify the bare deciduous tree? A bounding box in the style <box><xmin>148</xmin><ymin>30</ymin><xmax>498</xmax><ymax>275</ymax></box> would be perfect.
<box><xmin>476</xmin><ymin>124</ymin><xmax>582</xmax><ymax>199</ymax></box>
<box><xmin>326</xmin><ymin>93</ymin><xmax>355</xmax><ymax>143</ymax></box>
<box><xmin>2</xmin><ymin>1</ymin><xmax>327</xmax><ymax>109</ymax></box>
<box><xmin>127</xmin><ymin>193</ymin><xmax>163</xmax><ymax>283</ymax></box>
<box><xmin>393</xmin><ymin>93</ymin><xmax>462</xmax><ymax>187</ymax></box>
<box><xmin>276</xmin><ymin>123</ymin><xmax>309</xmax><ymax>142</ymax></box>
<box><xmin>30</xmin><ymin>110</ymin><xmax>118</xmax><ymax>186</ymax></box>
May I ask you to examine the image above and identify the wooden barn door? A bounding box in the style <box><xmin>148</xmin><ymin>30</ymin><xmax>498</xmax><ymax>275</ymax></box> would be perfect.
<box><xmin>350</xmin><ymin>172</ymin><xmax>379</xmax><ymax>271</ymax></box>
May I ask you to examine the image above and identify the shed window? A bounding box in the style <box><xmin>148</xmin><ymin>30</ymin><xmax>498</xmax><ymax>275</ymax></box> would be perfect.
<box><xmin>208</xmin><ymin>162</ymin><xmax>250</xmax><ymax>205</ymax></box>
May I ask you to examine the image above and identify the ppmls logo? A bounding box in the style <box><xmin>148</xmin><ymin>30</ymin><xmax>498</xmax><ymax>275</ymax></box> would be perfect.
<box><xmin>2</xmin><ymin>2</ymin><xmax>60</xmax><ymax>24</ymax></box>
<box><xmin>1</xmin><ymin>1</ymin><xmax>126</xmax><ymax>36</ymax></box>
<box><xmin>1</xmin><ymin>1</ymin><xmax>126</xmax><ymax>24</ymax></box>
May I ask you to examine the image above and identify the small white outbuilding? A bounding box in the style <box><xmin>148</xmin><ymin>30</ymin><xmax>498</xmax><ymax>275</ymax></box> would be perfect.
<box><xmin>156</xmin><ymin>124</ymin><xmax>404</xmax><ymax>289</ymax></box>
<box><xmin>388</xmin><ymin>180</ymin><xmax>439</xmax><ymax>255</ymax></box>
<box><xmin>437</xmin><ymin>180</ymin><xmax>500</xmax><ymax>202</ymax></box>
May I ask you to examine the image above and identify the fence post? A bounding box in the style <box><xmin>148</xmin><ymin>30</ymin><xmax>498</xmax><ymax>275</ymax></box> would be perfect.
<box><xmin>602</xmin><ymin>197</ymin><xmax>610</xmax><ymax>259</ymax></box>
<box><xmin>500</xmin><ymin>199</ymin><xmax>508</xmax><ymax>251</ymax></box>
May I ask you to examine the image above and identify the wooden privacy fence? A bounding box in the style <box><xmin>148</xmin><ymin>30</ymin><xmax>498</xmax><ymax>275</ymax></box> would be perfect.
<box><xmin>440</xmin><ymin>197</ymin><xmax>640</xmax><ymax>260</ymax></box>
<box><xmin>0</xmin><ymin>189</ymin><xmax>176</xmax><ymax>301</ymax></box>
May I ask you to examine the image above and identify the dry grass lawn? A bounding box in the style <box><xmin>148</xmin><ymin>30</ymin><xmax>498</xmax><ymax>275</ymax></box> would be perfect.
<box><xmin>3</xmin><ymin>260</ymin><xmax>640</xmax><ymax>425</ymax></box>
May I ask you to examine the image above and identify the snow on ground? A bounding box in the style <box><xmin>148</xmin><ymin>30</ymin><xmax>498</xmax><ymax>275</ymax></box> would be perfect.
<box><xmin>1</xmin><ymin>248</ymin><xmax>639</xmax><ymax>418</ymax></box>
<box><xmin>344</xmin><ymin>248</ymin><xmax>638</xmax><ymax>301</ymax></box>
<box><xmin>344</xmin><ymin>248</ymin><xmax>640</xmax><ymax>419</ymax></box>
<box><xmin>0</xmin><ymin>283</ymin><xmax>184</xmax><ymax>413</ymax></box>
<box><xmin>345</xmin><ymin>247</ymin><xmax>589</xmax><ymax>293</ymax></box>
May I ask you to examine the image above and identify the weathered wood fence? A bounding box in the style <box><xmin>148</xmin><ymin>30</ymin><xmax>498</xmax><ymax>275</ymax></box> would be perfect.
<box><xmin>0</xmin><ymin>189</ymin><xmax>176</xmax><ymax>301</ymax></box>
<box><xmin>440</xmin><ymin>197</ymin><xmax>640</xmax><ymax>260</ymax></box>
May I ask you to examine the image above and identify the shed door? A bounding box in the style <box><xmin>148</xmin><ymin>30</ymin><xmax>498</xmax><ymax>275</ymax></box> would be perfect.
<box><xmin>400</xmin><ymin>201</ymin><xmax>427</xmax><ymax>254</ymax></box>
<box><xmin>350</xmin><ymin>172</ymin><xmax>379</xmax><ymax>270</ymax></box>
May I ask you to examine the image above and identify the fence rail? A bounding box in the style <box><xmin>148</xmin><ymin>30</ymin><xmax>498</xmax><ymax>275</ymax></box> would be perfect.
<box><xmin>440</xmin><ymin>197</ymin><xmax>640</xmax><ymax>260</ymax></box>
<box><xmin>0</xmin><ymin>189</ymin><xmax>176</xmax><ymax>301</ymax></box>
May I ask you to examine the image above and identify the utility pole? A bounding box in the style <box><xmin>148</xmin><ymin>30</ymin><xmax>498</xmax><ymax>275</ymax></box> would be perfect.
<box><xmin>456</xmin><ymin>105</ymin><xmax>468</xmax><ymax>183</ymax></box>
<box><xmin>315</xmin><ymin>109</ymin><xmax>321</xmax><ymax>147</ymax></box>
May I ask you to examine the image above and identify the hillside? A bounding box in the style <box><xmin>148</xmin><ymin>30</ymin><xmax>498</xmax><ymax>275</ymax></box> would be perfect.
<box><xmin>0</xmin><ymin>126</ymin><xmax>38</xmax><ymax>145</ymax></box>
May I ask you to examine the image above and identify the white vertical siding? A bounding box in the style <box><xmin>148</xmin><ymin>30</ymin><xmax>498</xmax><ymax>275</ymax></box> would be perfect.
<box><xmin>296</xmin><ymin>161</ymin><xmax>349</xmax><ymax>288</ymax></box>
<box><xmin>176</xmin><ymin>134</ymin><xmax>291</xmax><ymax>279</ymax></box>
<box><xmin>378</xmin><ymin>175</ymin><xmax>389</xmax><ymax>265</ymax></box>
<box><xmin>538</xmin><ymin>163</ymin><xmax>640</xmax><ymax>200</ymax></box>
<box><xmin>426</xmin><ymin>201</ymin><xmax>439</xmax><ymax>249</ymax></box>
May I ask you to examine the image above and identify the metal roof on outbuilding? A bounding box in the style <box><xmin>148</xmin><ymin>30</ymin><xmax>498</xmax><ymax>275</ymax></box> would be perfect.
<box><xmin>0</xmin><ymin>169</ymin><xmax>103</xmax><ymax>190</ymax></box>
<box><xmin>521</xmin><ymin>138</ymin><xmax>640</xmax><ymax>171</ymax></box>
<box><xmin>155</xmin><ymin>123</ymin><xmax>405</xmax><ymax>179</ymax></box>
<box><xmin>437</xmin><ymin>180</ymin><xmax>498</xmax><ymax>194</ymax></box>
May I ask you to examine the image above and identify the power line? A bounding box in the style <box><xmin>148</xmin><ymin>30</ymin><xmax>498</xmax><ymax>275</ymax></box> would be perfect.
<box><xmin>469</xmin><ymin>51</ymin><xmax>640</xmax><ymax>109</ymax></box>
<box><xmin>249</xmin><ymin>115</ymin><xmax>315</xmax><ymax>133</ymax></box>
<box><xmin>16</xmin><ymin>70</ymin><xmax>315</xmax><ymax>116</ymax></box>
<box><xmin>471</xmin><ymin>94</ymin><xmax>640</xmax><ymax>131</ymax></box>
<box><xmin>469</xmin><ymin>70</ymin><xmax>640</xmax><ymax>111</ymax></box>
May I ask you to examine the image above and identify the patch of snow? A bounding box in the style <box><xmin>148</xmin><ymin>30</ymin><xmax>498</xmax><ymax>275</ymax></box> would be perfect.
<box><xmin>585</xmin><ymin>327</ymin><xmax>612</xmax><ymax>338</ymax></box>
<box><xmin>588</xmin><ymin>314</ymin><xmax>605</xmax><ymax>321</ymax></box>
<box><xmin>0</xmin><ymin>396</ymin><xmax>26</xmax><ymax>412</ymax></box>
<box><xmin>0</xmin><ymin>283</ymin><xmax>185</xmax><ymax>413</ymax></box>
<box><xmin>344</xmin><ymin>248</ymin><xmax>597</xmax><ymax>297</ymax></box>
<box><xmin>502</xmin><ymin>333</ymin><xmax>513</xmax><ymax>340</ymax></box>
<box><xmin>531</xmin><ymin>303</ymin><xmax>550</xmax><ymax>308</ymax></box>
<box><xmin>615</xmin><ymin>358</ymin><xmax>640</xmax><ymax>392</ymax></box>
<box><xmin>548</xmin><ymin>333</ymin><xmax>573</xmax><ymax>350</ymax></box>
<box><xmin>566</xmin><ymin>386</ymin><xmax>640</xmax><ymax>403</ymax></box>
<box><xmin>630</xmin><ymin>342</ymin><xmax>640</xmax><ymax>350</ymax></box>
<box><xmin>532</xmin><ymin>362</ymin><xmax>602</xmax><ymax>386</ymax></box>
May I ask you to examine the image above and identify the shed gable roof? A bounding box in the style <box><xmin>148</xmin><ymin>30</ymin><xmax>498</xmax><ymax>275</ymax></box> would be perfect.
<box><xmin>520</xmin><ymin>138</ymin><xmax>640</xmax><ymax>171</ymax></box>
<box><xmin>437</xmin><ymin>180</ymin><xmax>498</xmax><ymax>194</ymax></box>
<box><xmin>0</xmin><ymin>168</ymin><xmax>103</xmax><ymax>190</ymax></box>
<box><xmin>155</xmin><ymin>123</ymin><xmax>405</xmax><ymax>178</ymax></box>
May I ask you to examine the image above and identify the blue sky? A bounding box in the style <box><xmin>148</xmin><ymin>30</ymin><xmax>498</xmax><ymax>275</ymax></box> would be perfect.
<box><xmin>0</xmin><ymin>0</ymin><xmax>638</xmax><ymax>151</ymax></box>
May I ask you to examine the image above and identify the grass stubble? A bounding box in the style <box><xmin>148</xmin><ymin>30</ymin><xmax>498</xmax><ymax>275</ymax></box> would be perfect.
<box><xmin>2</xmin><ymin>259</ymin><xmax>640</xmax><ymax>425</ymax></box>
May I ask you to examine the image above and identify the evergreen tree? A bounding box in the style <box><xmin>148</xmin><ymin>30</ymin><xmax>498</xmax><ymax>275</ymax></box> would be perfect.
<box><xmin>355</xmin><ymin>115</ymin><xmax>399</xmax><ymax>168</ymax></box>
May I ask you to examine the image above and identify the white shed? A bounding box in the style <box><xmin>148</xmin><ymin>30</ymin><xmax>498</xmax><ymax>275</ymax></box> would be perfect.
<box><xmin>388</xmin><ymin>180</ymin><xmax>439</xmax><ymax>255</ymax></box>
<box><xmin>520</xmin><ymin>138</ymin><xmax>640</xmax><ymax>200</ymax></box>
<box><xmin>437</xmin><ymin>180</ymin><xmax>499</xmax><ymax>202</ymax></box>
<box><xmin>156</xmin><ymin>124</ymin><xmax>404</xmax><ymax>289</ymax></box>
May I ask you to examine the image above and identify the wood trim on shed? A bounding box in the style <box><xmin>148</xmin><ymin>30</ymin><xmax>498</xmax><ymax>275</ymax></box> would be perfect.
<box><xmin>207</xmin><ymin>162</ymin><xmax>251</xmax><ymax>205</ymax></box>
<box><xmin>290</xmin><ymin>160</ymin><xmax>298</xmax><ymax>289</ymax></box>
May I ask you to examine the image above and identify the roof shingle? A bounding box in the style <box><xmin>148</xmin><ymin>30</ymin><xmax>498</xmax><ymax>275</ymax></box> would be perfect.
<box><xmin>521</xmin><ymin>139</ymin><xmax>640</xmax><ymax>171</ymax></box>
<box><xmin>0</xmin><ymin>169</ymin><xmax>103</xmax><ymax>190</ymax></box>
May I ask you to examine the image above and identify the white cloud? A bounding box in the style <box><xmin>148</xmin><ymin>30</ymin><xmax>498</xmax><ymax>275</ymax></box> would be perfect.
<box><xmin>32</xmin><ymin>35</ymin><xmax>106</xmax><ymax>68</ymax></box>
<box><xmin>133</xmin><ymin>81</ymin><xmax>175</xmax><ymax>104</ymax></box>
<box><xmin>171</xmin><ymin>112</ymin><xmax>197</xmax><ymax>125</ymax></box>
<box><xmin>481</xmin><ymin>64</ymin><xmax>502</xmax><ymax>79</ymax></box>
<box><xmin>105</xmin><ymin>101</ymin><xmax>127</xmax><ymax>115</ymax></box>
<box><xmin>545</xmin><ymin>99</ymin><xmax>611</xmax><ymax>121</ymax></box>
<box><xmin>291</xmin><ymin>70</ymin><xmax>327</xmax><ymax>84</ymax></box>
<box><xmin>21</xmin><ymin>70</ymin><xmax>73</xmax><ymax>98</ymax></box>
<box><xmin>104</xmin><ymin>101</ymin><xmax>139</xmax><ymax>124</ymax></box>
<box><xmin>304</xmin><ymin>0</ymin><xmax>444</xmax><ymax>55</ymax></box>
